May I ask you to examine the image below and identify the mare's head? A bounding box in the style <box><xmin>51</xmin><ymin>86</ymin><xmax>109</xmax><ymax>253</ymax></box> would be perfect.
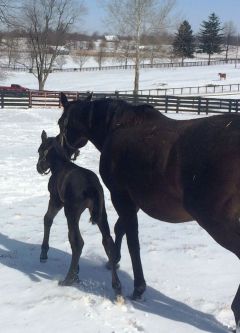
<box><xmin>36</xmin><ymin>130</ymin><xmax>75</xmax><ymax>175</ymax></box>
<box><xmin>58</xmin><ymin>92</ymin><xmax>93</xmax><ymax>151</ymax></box>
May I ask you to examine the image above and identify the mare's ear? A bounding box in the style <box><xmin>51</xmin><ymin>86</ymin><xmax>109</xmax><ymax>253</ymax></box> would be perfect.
<box><xmin>41</xmin><ymin>130</ymin><xmax>47</xmax><ymax>142</ymax></box>
<box><xmin>85</xmin><ymin>92</ymin><xmax>93</xmax><ymax>102</ymax></box>
<box><xmin>60</xmin><ymin>92</ymin><xmax>69</xmax><ymax>107</ymax></box>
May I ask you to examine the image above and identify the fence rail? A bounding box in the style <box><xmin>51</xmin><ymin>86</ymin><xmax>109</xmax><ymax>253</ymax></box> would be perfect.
<box><xmin>3</xmin><ymin>58</ymin><xmax>240</xmax><ymax>73</ymax></box>
<box><xmin>119</xmin><ymin>83</ymin><xmax>240</xmax><ymax>97</ymax></box>
<box><xmin>1</xmin><ymin>89</ymin><xmax>240</xmax><ymax>115</ymax></box>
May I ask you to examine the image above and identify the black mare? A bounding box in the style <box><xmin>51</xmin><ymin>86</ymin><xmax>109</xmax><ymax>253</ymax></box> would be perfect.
<box><xmin>58</xmin><ymin>93</ymin><xmax>240</xmax><ymax>329</ymax></box>
<box><xmin>36</xmin><ymin>130</ymin><xmax>121</xmax><ymax>292</ymax></box>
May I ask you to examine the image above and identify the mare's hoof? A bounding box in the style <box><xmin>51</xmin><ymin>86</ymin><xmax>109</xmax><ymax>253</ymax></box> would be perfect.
<box><xmin>105</xmin><ymin>261</ymin><xmax>120</xmax><ymax>270</ymax></box>
<box><xmin>236</xmin><ymin>320</ymin><xmax>240</xmax><ymax>333</ymax></box>
<box><xmin>40</xmin><ymin>253</ymin><xmax>48</xmax><ymax>262</ymax></box>
<box><xmin>131</xmin><ymin>283</ymin><xmax>146</xmax><ymax>301</ymax></box>
<box><xmin>40</xmin><ymin>258</ymin><xmax>47</xmax><ymax>263</ymax></box>
<box><xmin>58</xmin><ymin>275</ymin><xmax>80</xmax><ymax>286</ymax></box>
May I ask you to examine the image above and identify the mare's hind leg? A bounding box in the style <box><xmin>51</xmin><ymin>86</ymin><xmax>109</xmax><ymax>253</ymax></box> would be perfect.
<box><xmin>195</xmin><ymin>215</ymin><xmax>240</xmax><ymax>329</ymax></box>
<box><xmin>111</xmin><ymin>190</ymin><xmax>146</xmax><ymax>299</ymax></box>
<box><xmin>59</xmin><ymin>204</ymin><xmax>83</xmax><ymax>286</ymax></box>
<box><xmin>185</xmin><ymin>207</ymin><xmax>240</xmax><ymax>330</ymax></box>
<box><xmin>232</xmin><ymin>285</ymin><xmax>240</xmax><ymax>332</ymax></box>
<box><xmin>40</xmin><ymin>196</ymin><xmax>63</xmax><ymax>262</ymax></box>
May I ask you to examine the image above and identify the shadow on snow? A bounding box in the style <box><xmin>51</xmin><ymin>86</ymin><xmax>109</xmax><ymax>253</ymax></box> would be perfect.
<box><xmin>0</xmin><ymin>232</ymin><xmax>230</xmax><ymax>333</ymax></box>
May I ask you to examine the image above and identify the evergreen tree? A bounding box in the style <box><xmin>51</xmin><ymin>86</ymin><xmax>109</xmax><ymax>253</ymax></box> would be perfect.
<box><xmin>173</xmin><ymin>20</ymin><xmax>195</xmax><ymax>65</ymax></box>
<box><xmin>199</xmin><ymin>13</ymin><xmax>223</xmax><ymax>65</ymax></box>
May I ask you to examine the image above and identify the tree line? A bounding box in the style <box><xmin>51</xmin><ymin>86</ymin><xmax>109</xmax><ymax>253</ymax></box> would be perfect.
<box><xmin>172</xmin><ymin>13</ymin><xmax>234</xmax><ymax>66</ymax></box>
<box><xmin>0</xmin><ymin>1</ymin><xmax>238</xmax><ymax>92</ymax></box>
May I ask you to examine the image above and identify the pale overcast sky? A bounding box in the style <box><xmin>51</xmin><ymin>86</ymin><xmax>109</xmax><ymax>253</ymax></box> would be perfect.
<box><xmin>79</xmin><ymin>0</ymin><xmax>240</xmax><ymax>34</ymax></box>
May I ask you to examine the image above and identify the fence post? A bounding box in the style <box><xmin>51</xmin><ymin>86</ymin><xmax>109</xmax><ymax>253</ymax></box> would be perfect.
<box><xmin>1</xmin><ymin>92</ymin><xmax>4</xmax><ymax>108</ymax></box>
<box><xmin>165</xmin><ymin>96</ymin><xmax>168</xmax><ymax>113</ymax></box>
<box><xmin>28</xmin><ymin>91</ymin><xmax>32</xmax><ymax>108</ymax></box>
<box><xmin>176</xmin><ymin>97</ymin><xmax>179</xmax><ymax>113</ymax></box>
<box><xmin>197</xmin><ymin>97</ymin><xmax>201</xmax><ymax>115</ymax></box>
<box><xmin>115</xmin><ymin>90</ymin><xmax>119</xmax><ymax>99</ymax></box>
<box><xmin>229</xmin><ymin>100</ymin><xmax>232</xmax><ymax>113</ymax></box>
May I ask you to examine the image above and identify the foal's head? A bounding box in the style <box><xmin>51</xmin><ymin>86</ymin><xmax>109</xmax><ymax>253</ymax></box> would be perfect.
<box><xmin>36</xmin><ymin>130</ymin><xmax>75</xmax><ymax>175</ymax></box>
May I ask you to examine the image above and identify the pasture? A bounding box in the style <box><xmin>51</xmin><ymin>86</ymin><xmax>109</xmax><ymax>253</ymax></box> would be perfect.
<box><xmin>0</xmin><ymin>64</ymin><xmax>239</xmax><ymax>332</ymax></box>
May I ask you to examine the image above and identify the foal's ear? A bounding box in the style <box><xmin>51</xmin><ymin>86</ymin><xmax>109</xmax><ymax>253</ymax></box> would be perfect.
<box><xmin>60</xmin><ymin>92</ymin><xmax>69</xmax><ymax>108</ymax></box>
<box><xmin>85</xmin><ymin>92</ymin><xmax>93</xmax><ymax>102</ymax></box>
<box><xmin>41</xmin><ymin>130</ymin><xmax>47</xmax><ymax>142</ymax></box>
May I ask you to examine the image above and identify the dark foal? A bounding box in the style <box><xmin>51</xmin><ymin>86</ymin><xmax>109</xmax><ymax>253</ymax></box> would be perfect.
<box><xmin>36</xmin><ymin>130</ymin><xmax>121</xmax><ymax>294</ymax></box>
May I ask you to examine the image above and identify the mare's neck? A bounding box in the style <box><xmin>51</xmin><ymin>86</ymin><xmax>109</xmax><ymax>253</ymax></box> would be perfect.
<box><xmin>87</xmin><ymin>100</ymin><xmax>114</xmax><ymax>151</ymax></box>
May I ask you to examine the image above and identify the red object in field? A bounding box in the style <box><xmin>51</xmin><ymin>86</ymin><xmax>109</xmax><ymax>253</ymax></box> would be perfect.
<box><xmin>0</xmin><ymin>84</ymin><xmax>29</xmax><ymax>91</ymax></box>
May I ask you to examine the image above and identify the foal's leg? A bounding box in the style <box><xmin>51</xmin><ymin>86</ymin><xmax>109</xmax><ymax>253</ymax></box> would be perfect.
<box><xmin>40</xmin><ymin>196</ymin><xmax>63</xmax><ymax>262</ymax></box>
<box><xmin>59</xmin><ymin>204</ymin><xmax>83</xmax><ymax>286</ymax></box>
<box><xmin>114</xmin><ymin>218</ymin><xmax>126</xmax><ymax>264</ymax></box>
<box><xmin>105</xmin><ymin>218</ymin><xmax>125</xmax><ymax>270</ymax></box>
<box><xmin>111</xmin><ymin>191</ymin><xmax>146</xmax><ymax>299</ymax></box>
<box><xmin>96</xmin><ymin>203</ymin><xmax>122</xmax><ymax>296</ymax></box>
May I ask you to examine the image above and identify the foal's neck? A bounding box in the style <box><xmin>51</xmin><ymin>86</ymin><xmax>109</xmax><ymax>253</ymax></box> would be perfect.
<box><xmin>49</xmin><ymin>153</ymin><xmax>70</xmax><ymax>174</ymax></box>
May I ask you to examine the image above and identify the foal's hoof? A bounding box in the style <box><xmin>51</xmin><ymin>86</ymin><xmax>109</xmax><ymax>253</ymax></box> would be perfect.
<box><xmin>131</xmin><ymin>283</ymin><xmax>147</xmax><ymax>301</ymax></box>
<box><xmin>105</xmin><ymin>261</ymin><xmax>120</xmax><ymax>270</ymax></box>
<box><xmin>58</xmin><ymin>275</ymin><xmax>80</xmax><ymax>286</ymax></box>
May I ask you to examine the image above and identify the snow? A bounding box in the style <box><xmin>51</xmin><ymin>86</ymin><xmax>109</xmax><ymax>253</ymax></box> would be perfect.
<box><xmin>3</xmin><ymin>62</ymin><xmax>240</xmax><ymax>99</ymax></box>
<box><xmin>0</xmin><ymin>64</ymin><xmax>239</xmax><ymax>333</ymax></box>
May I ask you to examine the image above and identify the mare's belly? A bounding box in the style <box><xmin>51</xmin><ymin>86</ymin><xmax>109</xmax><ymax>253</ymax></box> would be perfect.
<box><xmin>129</xmin><ymin>187</ymin><xmax>192</xmax><ymax>223</ymax></box>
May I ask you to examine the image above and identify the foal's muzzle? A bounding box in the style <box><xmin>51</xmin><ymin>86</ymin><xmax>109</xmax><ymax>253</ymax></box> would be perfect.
<box><xmin>36</xmin><ymin>161</ymin><xmax>50</xmax><ymax>175</ymax></box>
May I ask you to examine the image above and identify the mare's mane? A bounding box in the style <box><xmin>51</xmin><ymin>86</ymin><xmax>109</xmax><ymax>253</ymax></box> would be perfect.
<box><xmin>69</xmin><ymin>97</ymin><xmax>163</xmax><ymax>128</ymax></box>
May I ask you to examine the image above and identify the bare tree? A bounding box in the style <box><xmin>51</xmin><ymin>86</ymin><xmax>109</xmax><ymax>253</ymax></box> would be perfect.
<box><xmin>0</xmin><ymin>1</ymin><xmax>18</xmax><ymax>25</ymax></box>
<box><xmin>17</xmin><ymin>0</ymin><xmax>86</xmax><ymax>90</ymax></box>
<box><xmin>103</xmin><ymin>0</ymin><xmax>176</xmax><ymax>93</ymax></box>
<box><xmin>72</xmin><ymin>50</ymin><xmax>89</xmax><ymax>69</ymax></box>
<box><xmin>223</xmin><ymin>21</ymin><xmax>236</xmax><ymax>62</ymax></box>
<box><xmin>1</xmin><ymin>31</ymin><xmax>20</xmax><ymax>66</ymax></box>
<box><xmin>95</xmin><ymin>39</ymin><xmax>107</xmax><ymax>69</ymax></box>
<box><xmin>55</xmin><ymin>55</ymin><xmax>67</xmax><ymax>70</ymax></box>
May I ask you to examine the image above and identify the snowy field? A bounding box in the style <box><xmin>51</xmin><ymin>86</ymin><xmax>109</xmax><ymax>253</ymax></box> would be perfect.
<box><xmin>2</xmin><ymin>62</ymin><xmax>240</xmax><ymax>97</ymax></box>
<box><xmin>0</xmin><ymin>65</ymin><xmax>239</xmax><ymax>333</ymax></box>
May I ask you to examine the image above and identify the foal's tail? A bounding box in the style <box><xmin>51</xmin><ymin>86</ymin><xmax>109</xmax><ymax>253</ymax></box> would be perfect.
<box><xmin>89</xmin><ymin>185</ymin><xmax>104</xmax><ymax>225</ymax></box>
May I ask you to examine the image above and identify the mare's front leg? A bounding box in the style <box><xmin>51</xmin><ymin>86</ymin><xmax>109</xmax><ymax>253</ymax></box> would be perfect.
<box><xmin>111</xmin><ymin>191</ymin><xmax>146</xmax><ymax>299</ymax></box>
<box><xmin>59</xmin><ymin>204</ymin><xmax>83</xmax><ymax>286</ymax></box>
<box><xmin>40</xmin><ymin>196</ymin><xmax>63</xmax><ymax>262</ymax></box>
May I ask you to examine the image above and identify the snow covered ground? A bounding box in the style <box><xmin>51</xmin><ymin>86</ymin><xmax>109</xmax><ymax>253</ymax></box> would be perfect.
<box><xmin>0</xmin><ymin>65</ymin><xmax>239</xmax><ymax>333</ymax></box>
<box><xmin>2</xmin><ymin>63</ymin><xmax>240</xmax><ymax>96</ymax></box>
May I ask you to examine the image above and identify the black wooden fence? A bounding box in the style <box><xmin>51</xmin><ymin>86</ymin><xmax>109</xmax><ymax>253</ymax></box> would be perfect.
<box><xmin>3</xmin><ymin>57</ymin><xmax>240</xmax><ymax>73</ymax></box>
<box><xmin>0</xmin><ymin>89</ymin><xmax>240</xmax><ymax>114</ymax></box>
<box><xmin>119</xmin><ymin>83</ymin><xmax>240</xmax><ymax>96</ymax></box>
